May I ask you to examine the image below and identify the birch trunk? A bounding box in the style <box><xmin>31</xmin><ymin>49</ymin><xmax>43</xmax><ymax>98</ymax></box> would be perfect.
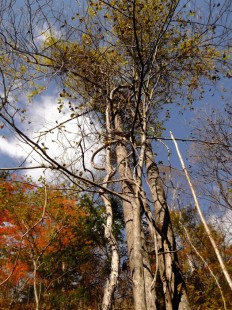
<box><xmin>145</xmin><ymin>143</ymin><xmax>190</xmax><ymax>310</ymax></box>
<box><xmin>102</xmin><ymin>103</ymin><xmax>119</xmax><ymax>310</ymax></box>
<box><xmin>101</xmin><ymin>194</ymin><xmax>119</xmax><ymax>310</ymax></box>
<box><xmin>33</xmin><ymin>259</ymin><xmax>39</xmax><ymax>310</ymax></box>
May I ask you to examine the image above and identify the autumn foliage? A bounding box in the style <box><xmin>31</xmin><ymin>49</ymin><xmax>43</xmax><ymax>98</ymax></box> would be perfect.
<box><xmin>0</xmin><ymin>175</ymin><xmax>112</xmax><ymax>309</ymax></box>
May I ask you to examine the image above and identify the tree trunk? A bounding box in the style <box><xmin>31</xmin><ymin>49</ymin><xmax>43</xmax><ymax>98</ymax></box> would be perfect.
<box><xmin>141</xmin><ymin>228</ymin><xmax>157</xmax><ymax>309</ymax></box>
<box><xmin>115</xmin><ymin>114</ymin><xmax>147</xmax><ymax>310</ymax></box>
<box><xmin>101</xmin><ymin>194</ymin><xmax>119</xmax><ymax>310</ymax></box>
<box><xmin>145</xmin><ymin>143</ymin><xmax>190</xmax><ymax>310</ymax></box>
<box><xmin>102</xmin><ymin>103</ymin><xmax>119</xmax><ymax>310</ymax></box>
<box><xmin>33</xmin><ymin>259</ymin><xmax>39</xmax><ymax>310</ymax></box>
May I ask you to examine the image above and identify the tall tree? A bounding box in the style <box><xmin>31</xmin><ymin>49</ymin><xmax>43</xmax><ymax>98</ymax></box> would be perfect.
<box><xmin>0</xmin><ymin>0</ymin><xmax>231</xmax><ymax>308</ymax></box>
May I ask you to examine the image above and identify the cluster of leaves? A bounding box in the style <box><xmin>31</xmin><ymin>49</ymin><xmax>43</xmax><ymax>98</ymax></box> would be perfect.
<box><xmin>41</xmin><ymin>35</ymin><xmax>123</xmax><ymax>109</ymax></box>
<box><xmin>92</xmin><ymin>0</ymin><xmax>227</xmax><ymax>97</ymax></box>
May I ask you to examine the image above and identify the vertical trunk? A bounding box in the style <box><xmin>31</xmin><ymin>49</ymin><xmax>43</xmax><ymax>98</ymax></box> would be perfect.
<box><xmin>115</xmin><ymin>114</ymin><xmax>147</xmax><ymax>310</ymax></box>
<box><xmin>33</xmin><ymin>259</ymin><xmax>39</xmax><ymax>310</ymax></box>
<box><xmin>145</xmin><ymin>143</ymin><xmax>190</xmax><ymax>310</ymax></box>
<box><xmin>102</xmin><ymin>103</ymin><xmax>119</xmax><ymax>310</ymax></box>
<box><xmin>101</xmin><ymin>194</ymin><xmax>119</xmax><ymax>310</ymax></box>
<box><xmin>141</xmin><ymin>228</ymin><xmax>157</xmax><ymax>310</ymax></box>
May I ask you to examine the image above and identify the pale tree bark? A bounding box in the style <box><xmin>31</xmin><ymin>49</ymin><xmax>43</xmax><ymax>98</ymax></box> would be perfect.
<box><xmin>101</xmin><ymin>102</ymin><xmax>119</xmax><ymax>310</ymax></box>
<box><xmin>114</xmin><ymin>112</ymin><xmax>147</xmax><ymax>310</ymax></box>
<box><xmin>101</xmin><ymin>191</ymin><xmax>119</xmax><ymax>310</ymax></box>
<box><xmin>114</xmin><ymin>108</ymin><xmax>159</xmax><ymax>309</ymax></box>
<box><xmin>135</xmin><ymin>92</ymin><xmax>157</xmax><ymax>310</ymax></box>
<box><xmin>145</xmin><ymin>143</ymin><xmax>190</xmax><ymax>310</ymax></box>
<box><xmin>141</xmin><ymin>228</ymin><xmax>157</xmax><ymax>310</ymax></box>
<box><xmin>33</xmin><ymin>259</ymin><xmax>40</xmax><ymax>310</ymax></box>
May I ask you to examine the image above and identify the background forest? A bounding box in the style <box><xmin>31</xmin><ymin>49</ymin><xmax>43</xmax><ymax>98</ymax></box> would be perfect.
<box><xmin>0</xmin><ymin>0</ymin><xmax>231</xmax><ymax>309</ymax></box>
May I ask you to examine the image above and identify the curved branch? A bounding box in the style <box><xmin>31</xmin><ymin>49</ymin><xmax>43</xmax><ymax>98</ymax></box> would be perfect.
<box><xmin>91</xmin><ymin>140</ymin><xmax>117</xmax><ymax>171</ymax></box>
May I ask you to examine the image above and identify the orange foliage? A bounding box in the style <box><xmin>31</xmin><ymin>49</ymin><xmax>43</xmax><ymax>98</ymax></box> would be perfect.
<box><xmin>0</xmin><ymin>177</ymin><xmax>89</xmax><ymax>286</ymax></box>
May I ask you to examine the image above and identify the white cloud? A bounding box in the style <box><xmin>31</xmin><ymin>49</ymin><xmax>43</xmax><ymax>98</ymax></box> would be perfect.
<box><xmin>33</xmin><ymin>23</ymin><xmax>63</xmax><ymax>46</ymax></box>
<box><xmin>0</xmin><ymin>94</ymin><xmax>103</xmax><ymax>182</ymax></box>
<box><xmin>209</xmin><ymin>209</ymin><xmax>232</xmax><ymax>246</ymax></box>
<box><xmin>0</xmin><ymin>136</ymin><xmax>26</xmax><ymax>159</ymax></box>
